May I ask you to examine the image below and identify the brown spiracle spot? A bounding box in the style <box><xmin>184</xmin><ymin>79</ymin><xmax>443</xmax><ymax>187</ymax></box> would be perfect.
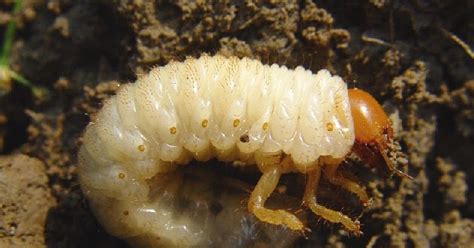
<box><xmin>233</xmin><ymin>119</ymin><xmax>240</xmax><ymax>127</ymax></box>
<box><xmin>170</xmin><ymin>127</ymin><xmax>177</xmax><ymax>134</ymax></box>
<box><xmin>326</xmin><ymin>122</ymin><xmax>334</xmax><ymax>132</ymax></box>
<box><xmin>201</xmin><ymin>119</ymin><xmax>208</xmax><ymax>128</ymax></box>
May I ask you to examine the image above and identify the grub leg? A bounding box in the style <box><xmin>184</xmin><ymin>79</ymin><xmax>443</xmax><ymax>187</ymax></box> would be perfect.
<box><xmin>303</xmin><ymin>167</ymin><xmax>362</xmax><ymax>235</ymax></box>
<box><xmin>324</xmin><ymin>163</ymin><xmax>370</xmax><ymax>206</ymax></box>
<box><xmin>248</xmin><ymin>158</ymin><xmax>304</xmax><ymax>231</ymax></box>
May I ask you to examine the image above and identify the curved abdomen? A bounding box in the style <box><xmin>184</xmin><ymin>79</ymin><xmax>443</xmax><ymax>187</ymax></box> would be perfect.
<box><xmin>78</xmin><ymin>55</ymin><xmax>355</xmax><ymax>201</ymax></box>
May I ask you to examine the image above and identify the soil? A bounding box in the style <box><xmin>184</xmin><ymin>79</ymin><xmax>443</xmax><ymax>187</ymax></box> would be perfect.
<box><xmin>0</xmin><ymin>0</ymin><xmax>473</xmax><ymax>247</ymax></box>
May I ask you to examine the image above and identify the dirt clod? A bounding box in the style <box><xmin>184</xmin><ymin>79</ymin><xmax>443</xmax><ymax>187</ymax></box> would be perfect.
<box><xmin>0</xmin><ymin>154</ymin><xmax>56</xmax><ymax>247</ymax></box>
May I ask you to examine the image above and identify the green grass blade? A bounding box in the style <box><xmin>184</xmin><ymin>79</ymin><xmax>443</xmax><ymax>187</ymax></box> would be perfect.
<box><xmin>8</xmin><ymin>68</ymin><xmax>31</xmax><ymax>87</ymax></box>
<box><xmin>0</xmin><ymin>0</ymin><xmax>22</xmax><ymax>65</ymax></box>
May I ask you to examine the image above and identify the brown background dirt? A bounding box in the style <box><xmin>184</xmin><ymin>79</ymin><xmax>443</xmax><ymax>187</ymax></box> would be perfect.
<box><xmin>0</xmin><ymin>0</ymin><xmax>473</xmax><ymax>247</ymax></box>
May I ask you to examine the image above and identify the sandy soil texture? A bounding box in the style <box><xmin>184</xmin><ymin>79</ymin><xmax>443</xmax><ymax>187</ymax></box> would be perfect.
<box><xmin>0</xmin><ymin>0</ymin><xmax>473</xmax><ymax>247</ymax></box>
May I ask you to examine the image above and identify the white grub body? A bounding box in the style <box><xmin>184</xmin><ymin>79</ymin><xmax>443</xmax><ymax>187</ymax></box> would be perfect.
<box><xmin>78</xmin><ymin>55</ymin><xmax>355</xmax><ymax>246</ymax></box>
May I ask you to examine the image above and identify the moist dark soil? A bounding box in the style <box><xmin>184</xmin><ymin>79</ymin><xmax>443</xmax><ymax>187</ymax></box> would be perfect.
<box><xmin>0</xmin><ymin>0</ymin><xmax>473</xmax><ymax>247</ymax></box>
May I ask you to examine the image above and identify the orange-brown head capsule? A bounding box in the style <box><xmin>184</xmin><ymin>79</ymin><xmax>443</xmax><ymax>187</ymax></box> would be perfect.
<box><xmin>348</xmin><ymin>88</ymin><xmax>411</xmax><ymax>179</ymax></box>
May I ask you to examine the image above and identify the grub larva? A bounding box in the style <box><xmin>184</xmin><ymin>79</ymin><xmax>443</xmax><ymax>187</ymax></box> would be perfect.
<box><xmin>78</xmin><ymin>54</ymin><xmax>410</xmax><ymax>245</ymax></box>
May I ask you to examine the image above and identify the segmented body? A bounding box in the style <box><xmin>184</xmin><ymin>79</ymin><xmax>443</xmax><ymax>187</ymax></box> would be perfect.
<box><xmin>79</xmin><ymin>54</ymin><xmax>355</xmax><ymax>201</ymax></box>
<box><xmin>77</xmin><ymin>55</ymin><xmax>372</xmax><ymax>246</ymax></box>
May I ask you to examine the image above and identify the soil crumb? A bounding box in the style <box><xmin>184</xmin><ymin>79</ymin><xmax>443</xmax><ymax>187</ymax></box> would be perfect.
<box><xmin>0</xmin><ymin>154</ymin><xmax>55</xmax><ymax>247</ymax></box>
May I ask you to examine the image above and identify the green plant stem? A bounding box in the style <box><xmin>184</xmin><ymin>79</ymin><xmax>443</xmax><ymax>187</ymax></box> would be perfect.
<box><xmin>8</xmin><ymin>68</ymin><xmax>31</xmax><ymax>87</ymax></box>
<box><xmin>0</xmin><ymin>0</ymin><xmax>22</xmax><ymax>65</ymax></box>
